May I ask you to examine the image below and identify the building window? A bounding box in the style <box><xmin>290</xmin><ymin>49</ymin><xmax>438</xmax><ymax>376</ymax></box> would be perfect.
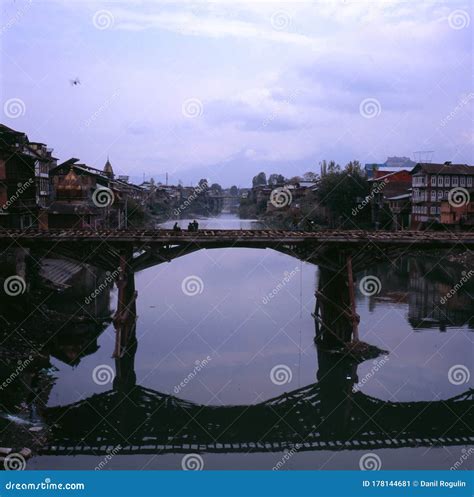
<box><xmin>430</xmin><ymin>206</ymin><xmax>436</xmax><ymax>215</ymax></box>
<box><xmin>438</xmin><ymin>190</ymin><xmax>443</xmax><ymax>200</ymax></box>
<box><xmin>431</xmin><ymin>191</ymin><xmax>436</xmax><ymax>201</ymax></box>
<box><xmin>445</xmin><ymin>190</ymin><xmax>449</xmax><ymax>199</ymax></box>
<box><xmin>437</xmin><ymin>176</ymin><xmax>443</xmax><ymax>187</ymax></box>
<box><xmin>467</xmin><ymin>177</ymin><xmax>473</xmax><ymax>187</ymax></box>
<box><xmin>460</xmin><ymin>176</ymin><xmax>466</xmax><ymax>187</ymax></box>
<box><xmin>452</xmin><ymin>176</ymin><xmax>459</xmax><ymax>186</ymax></box>
<box><xmin>431</xmin><ymin>175</ymin><xmax>436</xmax><ymax>186</ymax></box>
<box><xmin>444</xmin><ymin>176</ymin><xmax>450</xmax><ymax>187</ymax></box>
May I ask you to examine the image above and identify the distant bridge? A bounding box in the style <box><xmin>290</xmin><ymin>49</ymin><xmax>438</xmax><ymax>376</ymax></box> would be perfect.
<box><xmin>40</xmin><ymin>383</ymin><xmax>474</xmax><ymax>456</ymax></box>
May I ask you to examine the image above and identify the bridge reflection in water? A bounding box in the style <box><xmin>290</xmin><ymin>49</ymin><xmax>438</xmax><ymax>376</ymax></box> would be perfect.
<box><xmin>40</xmin><ymin>326</ymin><xmax>473</xmax><ymax>456</ymax></box>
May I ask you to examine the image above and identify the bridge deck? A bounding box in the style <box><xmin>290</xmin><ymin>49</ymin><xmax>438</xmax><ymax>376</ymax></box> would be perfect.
<box><xmin>0</xmin><ymin>229</ymin><xmax>473</xmax><ymax>247</ymax></box>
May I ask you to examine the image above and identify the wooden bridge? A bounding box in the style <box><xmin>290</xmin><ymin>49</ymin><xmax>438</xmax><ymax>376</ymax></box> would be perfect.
<box><xmin>2</xmin><ymin>228</ymin><xmax>472</xmax><ymax>355</ymax></box>
<box><xmin>0</xmin><ymin>228</ymin><xmax>472</xmax><ymax>246</ymax></box>
<box><xmin>1</xmin><ymin>228</ymin><xmax>472</xmax><ymax>273</ymax></box>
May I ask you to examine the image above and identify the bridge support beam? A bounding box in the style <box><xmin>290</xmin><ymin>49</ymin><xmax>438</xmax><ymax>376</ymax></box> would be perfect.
<box><xmin>314</xmin><ymin>264</ymin><xmax>353</xmax><ymax>349</ymax></box>
<box><xmin>314</xmin><ymin>253</ymin><xmax>386</xmax><ymax>360</ymax></box>
<box><xmin>113</xmin><ymin>248</ymin><xmax>137</xmax><ymax>359</ymax></box>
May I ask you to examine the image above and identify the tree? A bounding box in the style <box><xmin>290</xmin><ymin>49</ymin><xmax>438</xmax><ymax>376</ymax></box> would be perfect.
<box><xmin>303</xmin><ymin>171</ymin><xmax>318</xmax><ymax>182</ymax></box>
<box><xmin>198</xmin><ymin>178</ymin><xmax>209</xmax><ymax>190</ymax></box>
<box><xmin>316</xmin><ymin>161</ymin><xmax>370</xmax><ymax>228</ymax></box>
<box><xmin>229</xmin><ymin>185</ymin><xmax>238</xmax><ymax>196</ymax></box>
<box><xmin>288</xmin><ymin>176</ymin><xmax>302</xmax><ymax>184</ymax></box>
<box><xmin>268</xmin><ymin>173</ymin><xmax>285</xmax><ymax>186</ymax></box>
<box><xmin>252</xmin><ymin>171</ymin><xmax>267</xmax><ymax>187</ymax></box>
<box><xmin>210</xmin><ymin>183</ymin><xmax>222</xmax><ymax>193</ymax></box>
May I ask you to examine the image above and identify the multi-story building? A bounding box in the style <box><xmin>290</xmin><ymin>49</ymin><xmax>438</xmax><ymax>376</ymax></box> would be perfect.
<box><xmin>49</xmin><ymin>158</ymin><xmax>146</xmax><ymax>229</ymax></box>
<box><xmin>0</xmin><ymin>124</ymin><xmax>57</xmax><ymax>228</ymax></box>
<box><xmin>411</xmin><ymin>162</ymin><xmax>474</xmax><ymax>229</ymax></box>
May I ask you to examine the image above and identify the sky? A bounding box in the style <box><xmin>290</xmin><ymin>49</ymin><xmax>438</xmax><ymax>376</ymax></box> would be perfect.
<box><xmin>0</xmin><ymin>0</ymin><xmax>472</xmax><ymax>187</ymax></box>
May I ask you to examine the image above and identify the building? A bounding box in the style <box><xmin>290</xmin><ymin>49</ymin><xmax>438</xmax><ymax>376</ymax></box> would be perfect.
<box><xmin>49</xmin><ymin>158</ymin><xmax>128</xmax><ymax>229</ymax></box>
<box><xmin>368</xmin><ymin>170</ymin><xmax>412</xmax><ymax>229</ymax></box>
<box><xmin>410</xmin><ymin>163</ymin><xmax>474</xmax><ymax>229</ymax></box>
<box><xmin>0</xmin><ymin>124</ymin><xmax>57</xmax><ymax>229</ymax></box>
<box><xmin>49</xmin><ymin>157</ymin><xmax>147</xmax><ymax>229</ymax></box>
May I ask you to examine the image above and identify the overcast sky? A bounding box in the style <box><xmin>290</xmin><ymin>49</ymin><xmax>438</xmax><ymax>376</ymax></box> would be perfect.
<box><xmin>1</xmin><ymin>0</ymin><xmax>472</xmax><ymax>186</ymax></box>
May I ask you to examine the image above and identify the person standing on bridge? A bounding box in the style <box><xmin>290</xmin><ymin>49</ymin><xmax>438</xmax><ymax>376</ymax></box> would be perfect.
<box><xmin>192</xmin><ymin>220</ymin><xmax>199</xmax><ymax>231</ymax></box>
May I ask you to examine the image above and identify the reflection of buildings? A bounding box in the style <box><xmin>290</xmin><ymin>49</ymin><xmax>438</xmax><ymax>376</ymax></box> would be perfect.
<box><xmin>407</xmin><ymin>259</ymin><xmax>473</xmax><ymax>331</ymax></box>
<box><xmin>48</xmin><ymin>324</ymin><xmax>107</xmax><ymax>367</ymax></box>
<box><xmin>358</xmin><ymin>257</ymin><xmax>474</xmax><ymax>331</ymax></box>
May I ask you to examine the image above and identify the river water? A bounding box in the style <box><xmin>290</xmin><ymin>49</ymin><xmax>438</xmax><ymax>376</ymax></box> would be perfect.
<box><xmin>5</xmin><ymin>214</ymin><xmax>472</xmax><ymax>470</ymax></box>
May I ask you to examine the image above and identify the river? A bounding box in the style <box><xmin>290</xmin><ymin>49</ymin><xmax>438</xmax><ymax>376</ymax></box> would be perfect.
<box><xmin>3</xmin><ymin>214</ymin><xmax>472</xmax><ymax>471</ymax></box>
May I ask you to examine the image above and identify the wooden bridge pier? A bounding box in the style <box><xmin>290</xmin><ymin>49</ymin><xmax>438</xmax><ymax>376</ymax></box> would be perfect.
<box><xmin>112</xmin><ymin>248</ymin><xmax>137</xmax><ymax>361</ymax></box>
<box><xmin>314</xmin><ymin>255</ymin><xmax>355</xmax><ymax>349</ymax></box>
<box><xmin>312</xmin><ymin>252</ymin><xmax>383</xmax><ymax>361</ymax></box>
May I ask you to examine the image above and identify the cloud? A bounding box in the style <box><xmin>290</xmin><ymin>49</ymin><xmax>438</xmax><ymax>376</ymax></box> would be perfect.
<box><xmin>1</xmin><ymin>0</ymin><xmax>472</xmax><ymax>185</ymax></box>
<box><xmin>111</xmin><ymin>6</ymin><xmax>319</xmax><ymax>48</ymax></box>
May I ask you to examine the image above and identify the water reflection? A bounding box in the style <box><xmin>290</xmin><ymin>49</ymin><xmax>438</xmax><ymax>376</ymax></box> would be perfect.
<box><xmin>38</xmin><ymin>338</ymin><xmax>474</xmax><ymax>457</ymax></box>
<box><xmin>357</xmin><ymin>257</ymin><xmax>474</xmax><ymax>331</ymax></box>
